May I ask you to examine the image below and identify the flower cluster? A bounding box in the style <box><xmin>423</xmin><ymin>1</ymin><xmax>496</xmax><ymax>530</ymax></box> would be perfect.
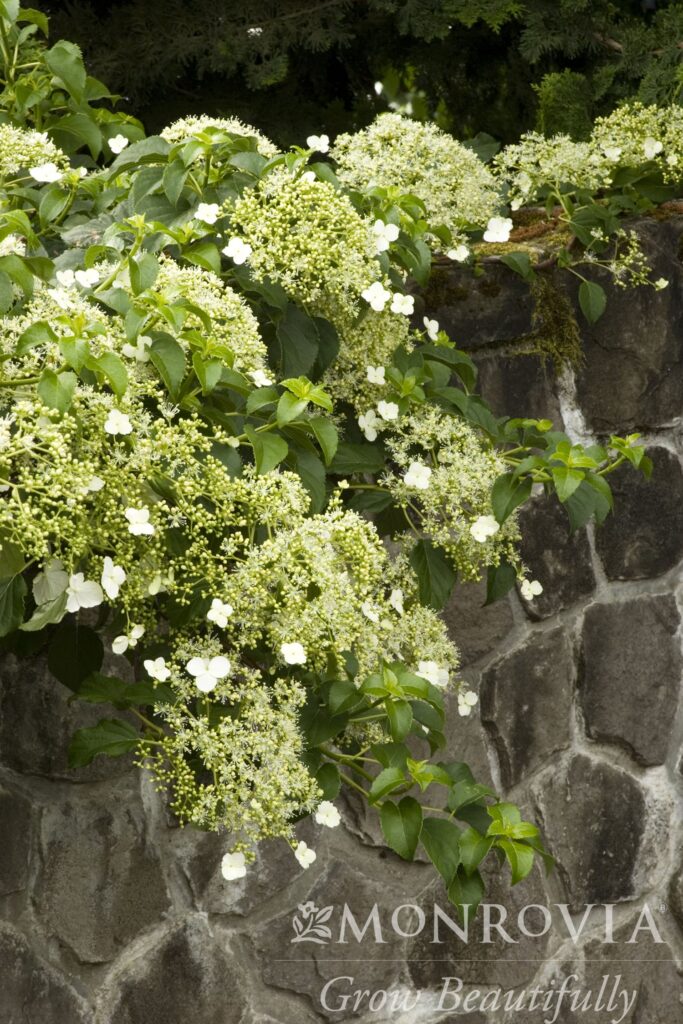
<box><xmin>160</xmin><ymin>115</ymin><xmax>278</xmax><ymax>157</ymax></box>
<box><xmin>0</xmin><ymin>124</ymin><xmax>69</xmax><ymax>179</ymax></box>
<box><xmin>493</xmin><ymin>133</ymin><xmax>612</xmax><ymax>208</ymax></box>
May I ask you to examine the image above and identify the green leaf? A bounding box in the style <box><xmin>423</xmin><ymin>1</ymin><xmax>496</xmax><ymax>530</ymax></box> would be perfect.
<box><xmin>484</xmin><ymin>560</ymin><xmax>516</xmax><ymax>605</ymax></box>
<box><xmin>316</xmin><ymin>762</ymin><xmax>341</xmax><ymax>800</ymax></box>
<box><xmin>108</xmin><ymin>135</ymin><xmax>170</xmax><ymax>175</ymax></box>
<box><xmin>0</xmin><ymin>1</ymin><xmax>19</xmax><ymax>23</ymax></box>
<box><xmin>38</xmin><ymin>187</ymin><xmax>69</xmax><ymax>225</ymax></box>
<box><xmin>578</xmin><ymin>280</ymin><xmax>607</xmax><ymax>324</ymax></box>
<box><xmin>497</xmin><ymin>838</ymin><xmax>535</xmax><ymax>885</ymax></box>
<box><xmin>68</xmin><ymin>718</ymin><xmax>139</xmax><ymax>768</ymax></box>
<box><xmin>20</xmin><ymin>592</ymin><xmax>67</xmax><ymax>632</ymax></box>
<box><xmin>77</xmin><ymin>672</ymin><xmax>173</xmax><ymax>707</ymax></box>
<box><xmin>276</xmin><ymin>391</ymin><xmax>308</xmax><ymax>426</ymax></box>
<box><xmin>149</xmin><ymin>334</ymin><xmax>186</xmax><ymax>397</ymax></box>
<box><xmin>501</xmin><ymin>251</ymin><xmax>535</xmax><ymax>281</ymax></box>
<box><xmin>90</xmin><ymin>351</ymin><xmax>128</xmax><ymax>397</ymax></box>
<box><xmin>192</xmin><ymin>353</ymin><xmax>222</xmax><ymax>393</ymax></box>
<box><xmin>0</xmin><ymin>575</ymin><xmax>26</xmax><ymax>637</ymax></box>
<box><xmin>293</xmin><ymin>449</ymin><xmax>326</xmax><ymax>512</ymax></box>
<box><xmin>421</xmin><ymin>817</ymin><xmax>461</xmax><ymax>885</ymax></box>
<box><xmin>448</xmin><ymin>866</ymin><xmax>485</xmax><ymax>922</ymax></box>
<box><xmin>162</xmin><ymin>158</ymin><xmax>188</xmax><ymax>205</ymax></box>
<box><xmin>0</xmin><ymin>269</ymin><xmax>13</xmax><ymax>312</ymax></box>
<box><xmin>386</xmin><ymin>699</ymin><xmax>413</xmax><ymax>741</ymax></box>
<box><xmin>37</xmin><ymin>369</ymin><xmax>77</xmax><ymax>413</ymax></box>
<box><xmin>277</xmin><ymin>305</ymin><xmax>319</xmax><ymax>377</ymax></box>
<box><xmin>44</xmin><ymin>40</ymin><xmax>86</xmax><ymax>101</ymax></box>
<box><xmin>409</xmin><ymin>540</ymin><xmax>457</xmax><ymax>611</ymax></box>
<box><xmin>459</xmin><ymin>827</ymin><xmax>494</xmax><ymax>875</ymax></box>
<box><xmin>129</xmin><ymin>252</ymin><xmax>159</xmax><ymax>295</ymax></box>
<box><xmin>245</xmin><ymin>426</ymin><xmax>288</xmax><ymax>475</ymax></box>
<box><xmin>310</xmin><ymin>417</ymin><xmax>338</xmax><ymax>465</ymax></box>
<box><xmin>48</xmin><ymin>620</ymin><xmax>103</xmax><ymax>692</ymax></box>
<box><xmin>491</xmin><ymin>473</ymin><xmax>532</xmax><ymax>524</ymax></box>
<box><xmin>16</xmin><ymin>320</ymin><xmax>57</xmax><ymax>355</ymax></box>
<box><xmin>380</xmin><ymin>797</ymin><xmax>423</xmax><ymax>860</ymax></box>
<box><xmin>551</xmin><ymin>465</ymin><xmax>584</xmax><ymax>502</ymax></box>
<box><xmin>563</xmin><ymin>478</ymin><xmax>611</xmax><ymax>531</ymax></box>
<box><xmin>329</xmin><ymin>442</ymin><xmax>385</xmax><ymax>475</ymax></box>
<box><xmin>369</xmin><ymin>765</ymin><xmax>405</xmax><ymax>803</ymax></box>
<box><xmin>49</xmin><ymin>113</ymin><xmax>101</xmax><ymax>158</ymax></box>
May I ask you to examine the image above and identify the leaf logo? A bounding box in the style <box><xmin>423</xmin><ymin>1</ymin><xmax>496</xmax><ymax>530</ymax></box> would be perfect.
<box><xmin>291</xmin><ymin>901</ymin><xmax>334</xmax><ymax>944</ymax></box>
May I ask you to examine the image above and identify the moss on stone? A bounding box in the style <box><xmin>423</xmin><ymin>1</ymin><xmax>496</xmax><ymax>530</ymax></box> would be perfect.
<box><xmin>521</xmin><ymin>274</ymin><xmax>583</xmax><ymax>371</ymax></box>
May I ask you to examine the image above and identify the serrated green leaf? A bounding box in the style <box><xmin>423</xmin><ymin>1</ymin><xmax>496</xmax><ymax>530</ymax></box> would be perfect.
<box><xmin>68</xmin><ymin>718</ymin><xmax>139</xmax><ymax>768</ymax></box>
<box><xmin>244</xmin><ymin>426</ymin><xmax>288</xmax><ymax>475</ymax></box>
<box><xmin>421</xmin><ymin>817</ymin><xmax>461</xmax><ymax>885</ymax></box>
<box><xmin>409</xmin><ymin>540</ymin><xmax>457</xmax><ymax>610</ymax></box>
<box><xmin>380</xmin><ymin>796</ymin><xmax>423</xmax><ymax>859</ymax></box>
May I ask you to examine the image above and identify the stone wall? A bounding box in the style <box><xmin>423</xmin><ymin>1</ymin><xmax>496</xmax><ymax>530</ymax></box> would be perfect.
<box><xmin>1</xmin><ymin>217</ymin><xmax>683</xmax><ymax>1023</ymax></box>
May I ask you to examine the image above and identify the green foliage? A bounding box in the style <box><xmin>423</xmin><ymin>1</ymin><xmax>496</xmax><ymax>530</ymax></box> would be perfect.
<box><xmin>535</xmin><ymin>70</ymin><xmax>593</xmax><ymax>140</ymax></box>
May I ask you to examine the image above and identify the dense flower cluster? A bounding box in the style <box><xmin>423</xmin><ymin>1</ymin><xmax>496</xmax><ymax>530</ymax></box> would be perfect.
<box><xmin>160</xmin><ymin>115</ymin><xmax>278</xmax><ymax>156</ymax></box>
<box><xmin>331</xmin><ymin>112</ymin><xmax>500</xmax><ymax>245</ymax></box>
<box><xmin>493</xmin><ymin>133</ymin><xmax>612</xmax><ymax>208</ymax></box>
<box><xmin>0</xmin><ymin>124</ymin><xmax>69</xmax><ymax>179</ymax></box>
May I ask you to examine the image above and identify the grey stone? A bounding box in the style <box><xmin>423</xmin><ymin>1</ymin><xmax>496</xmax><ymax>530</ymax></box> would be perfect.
<box><xmin>35</xmin><ymin>791</ymin><xmax>170</xmax><ymax>963</ymax></box>
<box><xmin>579</xmin><ymin>595</ymin><xmax>681</xmax><ymax>766</ymax></box>
<box><xmin>0</xmin><ymin>652</ymin><xmax>135</xmax><ymax>781</ymax></box>
<box><xmin>0</xmin><ymin>922</ymin><xmax>93</xmax><ymax>1023</ymax></box>
<box><xmin>481</xmin><ymin>628</ymin><xmax>574</xmax><ymax>788</ymax></box>
<box><xmin>0</xmin><ymin>785</ymin><xmax>32</xmax><ymax>896</ymax></box>
<box><xmin>594</xmin><ymin>447</ymin><xmax>683</xmax><ymax>579</ymax></box>
<box><xmin>668</xmin><ymin>852</ymin><xmax>683</xmax><ymax>932</ymax></box>
<box><xmin>533</xmin><ymin>755</ymin><xmax>647</xmax><ymax>911</ymax></box>
<box><xmin>442</xmin><ymin>578</ymin><xmax>514</xmax><ymax>667</ymax></box>
<box><xmin>104</xmin><ymin>919</ymin><xmax>247</xmax><ymax>1024</ymax></box>
<box><xmin>574</xmin><ymin>217</ymin><xmax>683</xmax><ymax>433</ymax></box>
<box><xmin>476</xmin><ymin>352</ymin><xmax>563</xmax><ymax>424</ymax></box>
<box><xmin>517</xmin><ymin>496</ymin><xmax>596</xmax><ymax>620</ymax></box>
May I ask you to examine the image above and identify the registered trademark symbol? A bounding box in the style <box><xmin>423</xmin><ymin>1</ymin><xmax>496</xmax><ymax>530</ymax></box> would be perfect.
<box><xmin>659</xmin><ymin>903</ymin><xmax>668</xmax><ymax>914</ymax></box>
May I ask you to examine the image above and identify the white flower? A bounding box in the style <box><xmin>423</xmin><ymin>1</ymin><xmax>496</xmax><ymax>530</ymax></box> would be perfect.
<box><xmin>306</xmin><ymin>134</ymin><xmax>329</xmax><ymax>153</ymax></box>
<box><xmin>404</xmin><ymin>461</ymin><xmax>432</xmax><ymax>489</ymax></box>
<box><xmin>187</xmin><ymin>655</ymin><xmax>231</xmax><ymax>693</ymax></box>
<box><xmin>654</xmin><ymin>278</ymin><xmax>669</xmax><ymax>291</ymax></box>
<box><xmin>195</xmin><ymin>202</ymin><xmax>221</xmax><ymax>224</ymax></box>
<box><xmin>372</xmin><ymin>219</ymin><xmax>400</xmax><ymax>253</ymax></box>
<box><xmin>483</xmin><ymin>216</ymin><xmax>513</xmax><ymax>243</ymax></box>
<box><xmin>112</xmin><ymin>624</ymin><xmax>144</xmax><ymax>655</ymax></box>
<box><xmin>667</xmin><ymin>153</ymin><xmax>679</xmax><ymax>167</ymax></box>
<box><xmin>55</xmin><ymin>268</ymin><xmax>75</xmax><ymax>288</ymax></box>
<box><xmin>33</xmin><ymin>558</ymin><xmax>69</xmax><ymax>605</ymax></box>
<box><xmin>416</xmin><ymin>660</ymin><xmax>449</xmax><ymax>688</ymax></box>
<box><xmin>361</xmin><ymin>600</ymin><xmax>379</xmax><ymax>623</ymax></box>
<box><xmin>458</xmin><ymin>690</ymin><xmax>479</xmax><ymax>716</ymax></box>
<box><xmin>147</xmin><ymin>570</ymin><xmax>172</xmax><ymax>595</ymax></box>
<box><xmin>47</xmin><ymin>287</ymin><xmax>72</xmax><ymax>310</ymax></box>
<box><xmin>101</xmin><ymin>556</ymin><xmax>126</xmax><ymax>600</ymax></box>
<box><xmin>122</xmin><ymin>335</ymin><xmax>152</xmax><ymax>362</ymax></box>
<box><xmin>447</xmin><ymin>244</ymin><xmax>470</xmax><ymax>262</ymax></box>
<box><xmin>366</xmin><ymin>365</ymin><xmax>386</xmax><ymax>385</ymax></box>
<box><xmin>603</xmin><ymin>146</ymin><xmax>622</xmax><ymax>162</ymax></box>
<box><xmin>87</xmin><ymin>476</ymin><xmax>105</xmax><ymax>492</ymax></box>
<box><xmin>207</xmin><ymin>598</ymin><xmax>234</xmax><ymax>628</ymax></box>
<box><xmin>294</xmin><ymin>841</ymin><xmax>317</xmax><ymax>869</ymax></box>
<box><xmin>389</xmin><ymin>588</ymin><xmax>404</xmax><ymax>614</ymax></box>
<box><xmin>361</xmin><ymin>280</ymin><xmax>391</xmax><ymax>312</ymax></box>
<box><xmin>125</xmin><ymin>506</ymin><xmax>155</xmax><ymax>535</ymax></box>
<box><xmin>221</xmin><ymin>851</ymin><xmax>247</xmax><ymax>881</ymax></box>
<box><xmin>301</xmin><ymin>170</ymin><xmax>316</xmax><ymax>183</ymax></box>
<box><xmin>248</xmin><ymin>369</ymin><xmax>273</xmax><ymax>388</ymax></box>
<box><xmin>108</xmin><ymin>134</ymin><xmax>129</xmax><ymax>154</ymax></box>
<box><xmin>222</xmin><ymin>237</ymin><xmax>252</xmax><ymax>264</ymax></box>
<box><xmin>520</xmin><ymin>578</ymin><xmax>543</xmax><ymax>601</ymax></box>
<box><xmin>29</xmin><ymin>162</ymin><xmax>62</xmax><ymax>183</ymax></box>
<box><xmin>104</xmin><ymin>409</ymin><xmax>133</xmax><ymax>436</ymax></box>
<box><xmin>66</xmin><ymin>573</ymin><xmax>104</xmax><ymax>613</ymax></box>
<box><xmin>390</xmin><ymin>292</ymin><xmax>414</xmax><ymax>316</ymax></box>
<box><xmin>144</xmin><ymin>657</ymin><xmax>171</xmax><ymax>682</ymax></box>
<box><xmin>423</xmin><ymin>317</ymin><xmax>439</xmax><ymax>341</ymax></box>
<box><xmin>469</xmin><ymin>514</ymin><xmax>500</xmax><ymax>542</ymax></box>
<box><xmin>315</xmin><ymin>801</ymin><xmax>341</xmax><ymax>828</ymax></box>
<box><xmin>358</xmin><ymin>409</ymin><xmax>380</xmax><ymax>441</ymax></box>
<box><xmin>74</xmin><ymin>267</ymin><xmax>100</xmax><ymax>289</ymax></box>
<box><xmin>376</xmin><ymin>400</ymin><xmax>399</xmax><ymax>421</ymax></box>
<box><xmin>643</xmin><ymin>137</ymin><xmax>663</xmax><ymax>160</ymax></box>
<box><xmin>281</xmin><ymin>641</ymin><xmax>307</xmax><ymax>665</ymax></box>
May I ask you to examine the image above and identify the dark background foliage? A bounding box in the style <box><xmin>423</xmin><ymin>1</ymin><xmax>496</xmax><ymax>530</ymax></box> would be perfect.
<box><xmin>41</xmin><ymin>0</ymin><xmax>683</xmax><ymax>145</ymax></box>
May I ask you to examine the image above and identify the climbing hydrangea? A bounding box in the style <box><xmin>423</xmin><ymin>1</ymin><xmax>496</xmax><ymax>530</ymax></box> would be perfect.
<box><xmin>160</xmin><ymin>114</ymin><xmax>278</xmax><ymax>157</ymax></box>
<box><xmin>0</xmin><ymin>123</ymin><xmax>69</xmax><ymax>179</ymax></box>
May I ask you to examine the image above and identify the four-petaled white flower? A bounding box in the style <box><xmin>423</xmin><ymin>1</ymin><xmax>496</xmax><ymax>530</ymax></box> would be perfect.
<box><xmin>389</xmin><ymin>588</ymin><xmax>404</xmax><ymax>614</ymax></box>
<box><xmin>294</xmin><ymin>841</ymin><xmax>317</xmax><ymax>869</ymax></box>
<box><xmin>221</xmin><ymin>851</ymin><xmax>247</xmax><ymax>881</ymax></box>
<box><xmin>654</xmin><ymin>278</ymin><xmax>669</xmax><ymax>291</ymax></box>
<box><xmin>423</xmin><ymin>317</ymin><xmax>439</xmax><ymax>341</ymax></box>
<box><xmin>390</xmin><ymin>292</ymin><xmax>414</xmax><ymax>316</ymax></box>
<box><xmin>222</xmin><ymin>237</ymin><xmax>252</xmax><ymax>264</ymax></box>
<box><xmin>125</xmin><ymin>506</ymin><xmax>155</xmax><ymax>535</ymax></box>
<box><xmin>207</xmin><ymin>598</ymin><xmax>234</xmax><ymax>628</ymax></box>
<box><xmin>112</xmin><ymin>624</ymin><xmax>144</xmax><ymax>655</ymax></box>
<box><xmin>29</xmin><ymin>162</ymin><xmax>62</xmax><ymax>183</ymax></box>
<box><xmin>122</xmin><ymin>335</ymin><xmax>152</xmax><ymax>362</ymax></box>
<box><xmin>66</xmin><ymin>573</ymin><xmax>104</xmax><ymax>613</ymax></box>
<box><xmin>372</xmin><ymin>219</ymin><xmax>399</xmax><ymax>253</ymax></box>
<box><xmin>108</xmin><ymin>134</ymin><xmax>129</xmax><ymax>154</ymax></box>
<box><xmin>470</xmin><ymin>514</ymin><xmax>500</xmax><ymax>542</ymax></box>
<box><xmin>306</xmin><ymin>134</ymin><xmax>329</xmax><ymax>153</ymax></box>
<box><xmin>358</xmin><ymin>409</ymin><xmax>380</xmax><ymax>441</ymax></box>
<box><xmin>404</xmin><ymin>461</ymin><xmax>432</xmax><ymax>489</ymax></box>
<box><xmin>195</xmin><ymin>202</ymin><xmax>221</xmax><ymax>224</ymax></box>
<box><xmin>361</xmin><ymin>600</ymin><xmax>379</xmax><ymax>623</ymax></box>
<box><xmin>314</xmin><ymin>801</ymin><xmax>341</xmax><ymax>828</ymax></box>
<box><xmin>361</xmin><ymin>280</ymin><xmax>391</xmax><ymax>312</ymax></box>
<box><xmin>187</xmin><ymin>655</ymin><xmax>231</xmax><ymax>693</ymax></box>
<box><xmin>281</xmin><ymin>641</ymin><xmax>307</xmax><ymax>665</ymax></box>
<box><xmin>458</xmin><ymin>690</ymin><xmax>479</xmax><ymax>716</ymax></box>
<box><xmin>643</xmin><ymin>137</ymin><xmax>663</xmax><ymax>160</ymax></box>
<box><xmin>366</xmin><ymin>365</ymin><xmax>385</xmax><ymax>385</ymax></box>
<box><xmin>248</xmin><ymin>369</ymin><xmax>273</xmax><ymax>388</ymax></box>
<box><xmin>104</xmin><ymin>409</ymin><xmax>132</xmax><ymax>435</ymax></box>
<box><xmin>101</xmin><ymin>556</ymin><xmax>126</xmax><ymax>600</ymax></box>
<box><xmin>55</xmin><ymin>268</ymin><xmax>75</xmax><ymax>288</ymax></box>
<box><xmin>520</xmin><ymin>578</ymin><xmax>543</xmax><ymax>601</ymax></box>
<box><xmin>75</xmin><ymin>267</ymin><xmax>99</xmax><ymax>288</ymax></box>
<box><xmin>87</xmin><ymin>476</ymin><xmax>105</xmax><ymax>492</ymax></box>
<box><xmin>447</xmin><ymin>244</ymin><xmax>470</xmax><ymax>262</ymax></box>
<box><xmin>416</xmin><ymin>660</ymin><xmax>449</xmax><ymax>688</ymax></box>
<box><xmin>483</xmin><ymin>217</ymin><xmax>513</xmax><ymax>243</ymax></box>
<box><xmin>144</xmin><ymin>656</ymin><xmax>171</xmax><ymax>682</ymax></box>
<box><xmin>377</xmin><ymin>400</ymin><xmax>398</xmax><ymax>421</ymax></box>
<box><xmin>603</xmin><ymin>146</ymin><xmax>622</xmax><ymax>162</ymax></box>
